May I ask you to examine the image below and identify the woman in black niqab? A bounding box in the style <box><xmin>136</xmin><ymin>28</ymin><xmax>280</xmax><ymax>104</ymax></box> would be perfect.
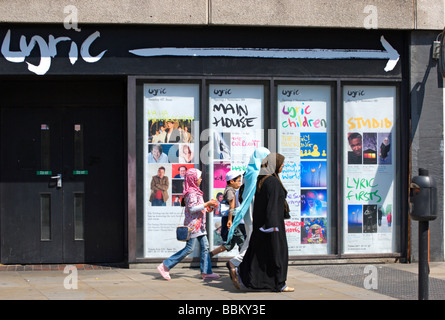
<box><xmin>236</xmin><ymin>153</ymin><xmax>294</xmax><ymax>292</ymax></box>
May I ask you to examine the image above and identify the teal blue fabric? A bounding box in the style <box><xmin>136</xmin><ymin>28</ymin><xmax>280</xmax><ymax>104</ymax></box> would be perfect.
<box><xmin>226</xmin><ymin>147</ymin><xmax>270</xmax><ymax>242</ymax></box>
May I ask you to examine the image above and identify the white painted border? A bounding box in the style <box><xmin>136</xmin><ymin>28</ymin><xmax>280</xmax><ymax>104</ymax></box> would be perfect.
<box><xmin>129</xmin><ymin>36</ymin><xmax>400</xmax><ymax>72</ymax></box>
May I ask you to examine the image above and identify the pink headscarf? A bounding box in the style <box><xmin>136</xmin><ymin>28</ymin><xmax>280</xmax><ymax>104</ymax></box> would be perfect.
<box><xmin>183</xmin><ymin>168</ymin><xmax>203</xmax><ymax>198</ymax></box>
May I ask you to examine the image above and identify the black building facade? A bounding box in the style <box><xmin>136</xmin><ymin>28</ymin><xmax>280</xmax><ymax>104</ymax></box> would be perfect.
<box><xmin>0</xmin><ymin>24</ymin><xmax>442</xmax><ymax>265</ymax></box>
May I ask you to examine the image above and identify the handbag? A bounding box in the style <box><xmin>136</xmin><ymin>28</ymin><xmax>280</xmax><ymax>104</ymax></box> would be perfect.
<box><xmin>176</xmin><ymin>207</ymin><xmax>192</xmax><ymax>241</ymax></box>
<box><xmin>176</xmin><ymin>225</ymin><xmax>192</xmax><ymax>241</ymax></box>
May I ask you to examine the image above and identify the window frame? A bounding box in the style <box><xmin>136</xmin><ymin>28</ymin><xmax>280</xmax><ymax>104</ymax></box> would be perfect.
<box><xmin>127</xmin><ymin>76</ymin><xmax>407</xmax><ymax>264</ymax></box>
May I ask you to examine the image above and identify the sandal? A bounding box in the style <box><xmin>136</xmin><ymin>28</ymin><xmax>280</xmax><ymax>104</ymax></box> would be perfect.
<box><xmin>282</xmin><ymin>285</ymin><xmax>294</xmax><ymax>292</ymax></box>
<box><xmin>202</xmin><ymin>273</ymin><xmax>221</xmax><ymax>280</ymax></box>
<box><xmin>226</xmin><ymin>261</ymin><xmax>235</xmax><ymax>279</ymax></box>
<box><xmin>231</xmin><ymin>270</ymin><xmax>241</xmax><ymax>290</ymax></box>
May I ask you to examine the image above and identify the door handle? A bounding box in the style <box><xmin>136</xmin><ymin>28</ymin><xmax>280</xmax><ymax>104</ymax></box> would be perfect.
<box><xmin>51</xmin><ymin>174</ymin><xmax>62</xmax><ymax>188</ymax></box>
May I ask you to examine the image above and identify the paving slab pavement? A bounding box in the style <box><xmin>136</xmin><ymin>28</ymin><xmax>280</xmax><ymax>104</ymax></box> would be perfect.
<box><xmin>1</xmin><ymin>262</ymin><xmax>444</xmax><ymax>301</ymax></box>
<box><xmin>0</xmin><ymin>263</ymin><xmax>445</xmax><ymax>301</ymax></box>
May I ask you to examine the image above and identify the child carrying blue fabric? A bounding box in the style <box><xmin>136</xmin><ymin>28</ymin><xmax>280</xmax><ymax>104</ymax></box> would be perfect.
<box><xmin>210</xmin><ymin>170</ymin><xmax>245</xmax><ymax>257</ymax></box>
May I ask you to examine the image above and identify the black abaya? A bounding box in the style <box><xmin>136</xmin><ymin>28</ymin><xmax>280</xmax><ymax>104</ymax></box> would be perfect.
<box><xmin>238</xmin><ymin>175</ymin><xmax>288</xmax><ymax>292</ymax></box>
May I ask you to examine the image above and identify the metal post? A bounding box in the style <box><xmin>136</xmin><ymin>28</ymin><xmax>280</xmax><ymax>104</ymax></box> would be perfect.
<box><xmin>418</xmin><ymin>220</ymin><xmax>429</xmax><ymax>300</ymax></box>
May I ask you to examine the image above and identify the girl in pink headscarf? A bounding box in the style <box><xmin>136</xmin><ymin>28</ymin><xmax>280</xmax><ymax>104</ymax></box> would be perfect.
<box><xmin>157</xmin><ymin>168</ymin><xmax>220</xmax><ymax>280</ymax></box>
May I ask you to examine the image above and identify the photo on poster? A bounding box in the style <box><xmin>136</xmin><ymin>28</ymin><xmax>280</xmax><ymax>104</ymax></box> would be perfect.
<box><xmin>148</xmin><ymin>119</ymin><xmax>194</xmax><ymax>143</ymax></box>
<box><xmin>148</xmin><ymin>144</ymin><xmax>179</xmax><ymax>163</ymax></box>
<box><xmin>178</xmin><ymin>143</ymin><xmax>194</xmax><ymax>163</ymax></box>
<box><xmin>148</xmin><ymin>144</ymin><xmax>169</xmax><ymax>164</ymax></box>
<box><xmin>172</xmin><ymin>179</ymin><xmax>184</xmax><ymax>194</ymax></box>
<box><xmin>347</xmin><ymin>132</ymin><xmax>363</xmax><ymax>164</ymax></box>
<box><xmin>300</xmin><ymin>161</ymin><xmax>327</xmax><ymax>188</ymax></box>
<box><xmin>300</xmin><ymin>132</ymin><xmax>327</xmax><ymax>159</ymax></box>
<box><xmin>378</xmin><ymin>133</ymin><xmax>392</xmax><ymax>165</ymax></box>
<box><xmin>213</xmin><ymin>216</ymin><xmax>223</xmax><ymax>247</ymax></box>
<box><xmin>166</xmin><ymin>144</ymin><xmax>179</xmax><ymax>163</ymax></box>
<box><xmin>363</xmin><ymin>133</ymin><xmax>377</xmax><ymax>165</ymax></box>
<box><xmin>378</xmin><ymin>204</ymin><xmax>392</xmax><ymax>232</ymax></box>
<box><xmin>212</xmin><ymin>189</ymin><xmax>225</xmax><ymax>217</ymax></box>
<box><xmin>172</xmin><ymin>195</ymin><xmax>183</xmax><ymax>207</ymax></box>
<box><xmin>165</xmin><ymin>119</ymin><xmax>185</xmax><ymax>143</ymax></box>
<box><xmin>214</xmin><ymin>132</ymin><xmax>231</xmax><ymax>160</ymax></box>
<box><xmin>386</xmin><ymin>204</ymin><xmax>393</xmax><ymax>228</ymax></box>
<box><xmin>213</xmin><ymin>162</ymin><xmax>231</xmax><ymax>189</ymax></box>
<box><xmin>301</xmin><ymin>218</ymin><xmax>327</xmax><ymax>244</ymax></box>
<box><xmin>363</xmin><ymin>204</ymin><xmax>377</xmax><ymax>233</ymax></box>
<box><xmin>300</xmin><ymin>189</ymin><xmax>327</xmax><ymax>217</ymax></box>
<box><xmin>348</xmin><ymin>205</ymin><xmax>362</xmax><ymax>233</ymax></box>
<box><xmin>171</xmin><ymin>163</ymin><xmax>194</xmax><ymax>179</ymax></box>
<box><xmin>149</xmin><ymin>120</ymin><xmax>168</xmax><ymax>143</ymax></box>
<box><xmin>148</xmin><ymin>164</ymin><xmax>171</xmax><ymax>207</ymax></box>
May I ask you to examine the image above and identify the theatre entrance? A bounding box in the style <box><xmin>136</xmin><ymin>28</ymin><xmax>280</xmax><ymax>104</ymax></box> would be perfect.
<box><xmin>0</xmin><ymin>105</ymin><xmax>124</xmax><ymax>264</ymax></box>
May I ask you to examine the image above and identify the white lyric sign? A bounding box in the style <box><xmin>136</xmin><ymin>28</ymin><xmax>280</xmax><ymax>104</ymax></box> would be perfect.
<box><xmin>1</xmin><ymin>29</ymin><xmax>106</xmax><ymax>75</ymax></box>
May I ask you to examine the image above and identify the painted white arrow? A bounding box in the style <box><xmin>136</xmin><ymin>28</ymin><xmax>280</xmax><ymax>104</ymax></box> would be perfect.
<box><xmin>130</xmin><ymin>36</ymin><xmax>399</xmax><ymax>72</ymax></box>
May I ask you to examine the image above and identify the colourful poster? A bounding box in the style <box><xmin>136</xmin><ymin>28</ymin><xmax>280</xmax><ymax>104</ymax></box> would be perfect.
<box><xmin>342</xmin><ymin>86</ymin><xmax>396</xmax><ymax>254</ymax></box>
<box><xmin>208</xmin><ymin>84</ymin><xmax>264</xmax><ymax>255</ymax></box>
<box><xmin>143</xmin><ymin>84</ymin><xmax>199</xmax><ymax>258</ymax></box>
<box><xmin>277</xmin><ymin>85</ymin><xmax>330</xmax><ymax>256</ymax></box>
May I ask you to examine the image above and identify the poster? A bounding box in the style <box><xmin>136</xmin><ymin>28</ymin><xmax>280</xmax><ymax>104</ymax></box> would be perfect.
<box><xmin>277</xmin><ymin>85</ymin><xmax>330</xmax><ymax>255</ymax></box>
<box><xmin>208</xmin><ymin>84</ymin><xmax>264</xmax><ymax>256</ymax></box>
<box><xmin>143</xmin><ymin>84</ymin><xmax>199</xmax><ymax>258</ymax></box>
<box><xmin>342</xmin><ymin>86</ymin><xmax>396</xmax><ymax>254</ymax></box>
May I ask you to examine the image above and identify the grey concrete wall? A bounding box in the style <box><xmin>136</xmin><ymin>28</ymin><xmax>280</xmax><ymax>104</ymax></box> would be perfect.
<box><xmin>0</xmin><ymin>0</ymin><xmax>442</xmax><ymax>30</ymax></box>
<box><xmin>416</xmin><ymin>0</ymin><xmax>445</xmax><ymax>30</ymax></box>
<box><xmin>0</xmin><ymin>0</ymin><xmax>209</xmax><ymax>25</ymax></box>
<box><xmin>410</xmin><ymin>31</ymin><xmax>444</xmax><ymax>262</ymax></box>
<box><xmin>210</xmin><ymin>0</ymin><xmax>414</xmax><ymax>29</ymax></box>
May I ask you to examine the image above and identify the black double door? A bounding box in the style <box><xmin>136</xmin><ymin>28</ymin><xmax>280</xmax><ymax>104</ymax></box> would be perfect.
<box><xmin>1</xmin><ymin>106</ymin><xmax>124</xmax><ymax>264</ymax></box>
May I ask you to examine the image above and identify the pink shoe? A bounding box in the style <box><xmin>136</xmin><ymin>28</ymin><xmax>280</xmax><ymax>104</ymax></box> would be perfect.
<box><xmin>201</xmin><ymin>273</ymin><xmax>220</xmax><ymax>280</ymax></box>
<box><xmin>157</xmin><ymin>263</ymin><xmax>171</xmax><ymax>280</ymax></box>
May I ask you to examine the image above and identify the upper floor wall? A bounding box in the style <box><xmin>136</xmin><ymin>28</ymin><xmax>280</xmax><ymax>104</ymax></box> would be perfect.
<box><xmin>0</xmin><ymin>0</ymin><xmax>443</xmax><ymax>30</ymax></box>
